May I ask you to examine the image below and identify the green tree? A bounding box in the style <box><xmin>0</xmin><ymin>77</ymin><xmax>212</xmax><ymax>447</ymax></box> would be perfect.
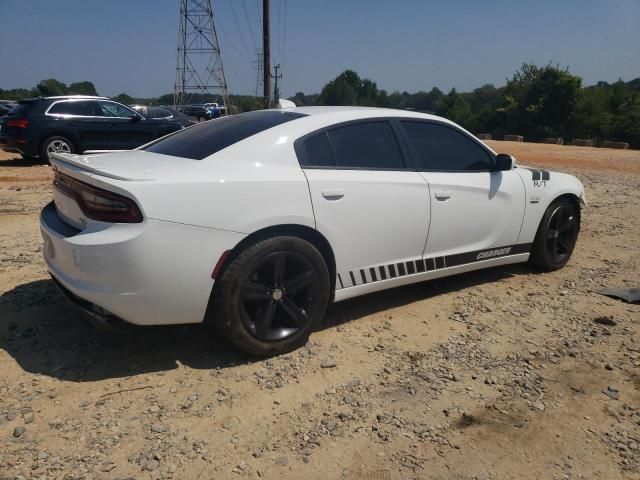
<box><xmin>112</xmin><ymin>93</ymin><xmax>134</xmax><ymax>105</ymax></box>
<box><xmin>502</xmin><ymin>63</ymin><xmax>582</xmax><ymax>140</ymax></box>
<box><xmin>317</xmin><ymin>70</ymin><xmax>385</xmax><ymax>106</ymax></box>
<box><xmin>236</xmin><ymin>96</ymin><xmax>262</xmax><ymax>112</ymax></box>
<box><xmin>436</xmin><ymin>88</ymin><xmax>473</xmax><ymax>128</ymax></box>
<box><xmin>68</xmin><ymin>81</ymin><xmax>98</xmax><ymax>96</ymax></box>
<box><xmin>36</xmin><ymin>78</ymin><xmax>68</xmax><ymax>97</ymax></box>
<box><xmin>288</xmin><ymin>92</ymin><xmax>319</xmax><ymax>106</ymax></box>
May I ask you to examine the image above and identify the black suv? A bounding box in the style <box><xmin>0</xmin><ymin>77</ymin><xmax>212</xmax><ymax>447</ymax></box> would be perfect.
<box><xmin>0</xmin><ymin>96</ymin><xmax>183</xmax><ymax>162</ymax></box>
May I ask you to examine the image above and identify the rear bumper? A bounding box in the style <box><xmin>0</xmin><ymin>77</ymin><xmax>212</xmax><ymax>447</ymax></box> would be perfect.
<box><xmin>0</xmin><ymin>136</ymin><xmax>37</xmax><ymax>156</ymax></box>
<box><xmin>51</xmin><ymin>274</ymin><xmax>131</xmax><ymax>329</ymax></box>
<box><xmin>40</xmin><ymin>202</ymin><xmax>245</xmax><ymax>326</ymax></box>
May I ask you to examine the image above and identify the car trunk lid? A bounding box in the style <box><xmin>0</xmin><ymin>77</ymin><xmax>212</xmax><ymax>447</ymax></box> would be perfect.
<box><xmin>49</xmin><ymin>150</ymin><xmax>191</xmax><ymax>181</ymax></box>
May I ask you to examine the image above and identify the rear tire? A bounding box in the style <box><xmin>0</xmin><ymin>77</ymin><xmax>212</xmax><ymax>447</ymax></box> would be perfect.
<box><xmin>529</xmin><ymin>198</ymin><xmax>580</xmax><ymax>271</ymax></box>
<box><xmin>213</xmin><ymin>236</ymin><xmax>330</xmax><ymax>357</ymax></box>
<box><xmin>41</xmin><ymin>136</ymin><xmax>75</xmax><ymax>163</ymax></box>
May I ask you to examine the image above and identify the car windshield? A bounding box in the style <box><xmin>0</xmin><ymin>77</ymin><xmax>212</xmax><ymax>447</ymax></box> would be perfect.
<box><xmin>142</xmin><ymin>110</ymin><xmax>307</xmax><ymax>160</ymax></box>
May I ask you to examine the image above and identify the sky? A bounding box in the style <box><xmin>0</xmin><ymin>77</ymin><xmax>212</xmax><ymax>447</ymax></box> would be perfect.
<box><xmin>0</xmin><ymin>0</ymin><xmax>639</xmax><ymax>99</ymax></box>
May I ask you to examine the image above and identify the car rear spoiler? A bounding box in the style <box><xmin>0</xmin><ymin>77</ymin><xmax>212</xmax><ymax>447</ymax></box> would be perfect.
<box><xmin>49</xmin><ymin>152</ymin><xmax>149</xmax><ymax>181</ymax></box>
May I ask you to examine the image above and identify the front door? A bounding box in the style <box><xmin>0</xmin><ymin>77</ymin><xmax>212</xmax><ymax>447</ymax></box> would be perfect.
<box><xmin>96</xmin><ymin>101</ymin><xmax>156</xmax><ymax>149</ymax></box>
<box><xmin>297</xmin><ymin>120</ymin><xmax>430</xmax><ymax>290</ymax></box>
<box><xmin>398</xmin><ymin>120</ymin><xmax>526</xmax><ymax>263</ymax></box>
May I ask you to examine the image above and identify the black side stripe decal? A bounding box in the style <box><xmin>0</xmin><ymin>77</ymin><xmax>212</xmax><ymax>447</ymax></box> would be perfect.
<box><xmin>445</xmin><ymin>243</ymin><xmax>532</xmax><ymax>268</ymax></box>
<box><xmin>336</xmin><ymin>243</ymin><xmax>533</xmax><ymax>289</ymax></box>
<box><xmin>379</xmin><ymin>266</ymin><xmax>387</xmax><ymax>280</ymax></box>
<box><xmin>521</xmin><ymin>167</ymin><xmax>550</xmax><ymax>181</ymax></box>
<box><xmin>388</xmin><ymin>264</ymin><xmax>397</xmax><ymax>278</ymax></box>
<box><xmin>370</xmin><ymin>267</ymin><xmax>378</xmax><ymax>282</ymax></box>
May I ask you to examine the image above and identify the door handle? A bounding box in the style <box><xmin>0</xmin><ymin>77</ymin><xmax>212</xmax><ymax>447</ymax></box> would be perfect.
<box><xmin>322</xmin><ymin>189</ymin><xmax>344</xmax><ymax>200</ymax></box>
<box><xmin>434</xmin><ymin>190</ymin><xmax>451</xmax><ymax>201</ymax></box>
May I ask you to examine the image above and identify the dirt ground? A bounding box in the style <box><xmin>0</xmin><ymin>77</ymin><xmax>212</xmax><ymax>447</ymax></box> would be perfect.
<box><xmin>1</xmin><ymin>142</ymin><xmax>639</xmax><ymax>480</ymax></box>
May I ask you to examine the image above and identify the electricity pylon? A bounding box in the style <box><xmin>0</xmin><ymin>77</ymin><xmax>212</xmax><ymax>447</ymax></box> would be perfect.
<box><xmin>174</xmin><ymin>0</ymin><xmax>229</xmax><ymax>109</ymax></box>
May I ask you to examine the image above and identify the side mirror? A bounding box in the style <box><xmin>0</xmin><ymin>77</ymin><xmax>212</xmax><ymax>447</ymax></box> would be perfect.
<box><xmin>130</xmin><ymin>113</ymin><xmax>143</xmax><ymax>123</ymax></box>
<box><xmin>494</xmin><ymin>153</ymin><xmax>514</xmax><ymax>171</ymax></box>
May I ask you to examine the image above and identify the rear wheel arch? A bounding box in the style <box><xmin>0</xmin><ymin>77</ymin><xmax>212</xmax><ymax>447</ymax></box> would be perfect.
<box><xmin>214</xmin><ymin>224</ymin><xmax>337</xmax><ymax>297</ymax></box>
<box><xmin>39</xmin><ymin>130</ymin><xmax>79</xmax><ymax>154</ymax></box>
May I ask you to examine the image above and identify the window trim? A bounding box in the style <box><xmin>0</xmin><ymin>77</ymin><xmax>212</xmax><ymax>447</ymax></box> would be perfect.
<box><xmin>397</xmin><ymin>119</ymin><xmax>497</xmax><ymax>173</ymax></box>
<box><xmin>45</xmin><ymin>99</ymin><xmax>141</xmax><ymax>120</ymax></box>
<box><xmin>294</xmin><ymin>118</ymin><xmax>411</xmax><ymax>171</ymax></box>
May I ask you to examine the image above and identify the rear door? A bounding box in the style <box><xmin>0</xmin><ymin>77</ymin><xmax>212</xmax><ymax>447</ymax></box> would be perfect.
<box><xmin>399</xmin><ymin>120</ymin><xmax>526</xmax><ymax>263</ymax></box>
<box><xmin>297</xmin><ymin>119</ymin><xmax>430</xmax><ymax>291</ymax></box>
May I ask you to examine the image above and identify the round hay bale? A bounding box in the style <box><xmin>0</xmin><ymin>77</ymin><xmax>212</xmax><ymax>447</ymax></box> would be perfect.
<box><xmin>504</xmin><ymin>134</ymin><xmax>524</xmax><ymax>142</ymax></box>
<box><xmin>600</xmin><ymin>140</ymin><xmax>629</xmax><ymax>150</ymax></box>
<box><xmin>571</xmin><ymin>139</ymin><xmax>594</xmax><ymax>147</ymax></box>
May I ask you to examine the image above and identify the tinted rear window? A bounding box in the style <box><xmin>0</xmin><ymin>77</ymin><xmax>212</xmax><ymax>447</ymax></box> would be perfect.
<box><xmin>143</xmin><ymin>110</ymin><xmax>307</xmax><ymax>160</ymax></box>
<box><xmin>328</xmin><ymin>122</ymin><xmax>404</xmax><ymax>169</ymax></box>
<box><xmin>7</xmin><ymin>102</ymin><xmax>35</xmax><ymax>116</ymax></box>
<box><xmin>297</xmin><ymin>121</ymin><xmax>405</xmax><ymax>170</ymax></box>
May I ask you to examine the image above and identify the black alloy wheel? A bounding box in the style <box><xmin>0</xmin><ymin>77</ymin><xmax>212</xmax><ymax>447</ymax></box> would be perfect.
<box><xmin>545</xmin><ymin>204</ymin><xmax>578</xmax><ymax>264</ymax></box>
<box><xmin>530</xmin><ymin>197</ymin><xmax>580</xmax><ymax>271</ymax></box>
<box><xmin>213</xmin><ymin>236</ymin><xmax>330</xmax><ymax>356</ymax></box>
<box><xmin>241</xmin><ymin>251</ymin><xmax>319</xmax><ymax>341</ymax></box>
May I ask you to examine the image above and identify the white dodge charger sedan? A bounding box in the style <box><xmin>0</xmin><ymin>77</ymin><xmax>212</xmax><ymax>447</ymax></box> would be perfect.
<box><xmin>41</xmin><ymin>106</ymin><xmax>585</xmax><ymax>356</ymax></box>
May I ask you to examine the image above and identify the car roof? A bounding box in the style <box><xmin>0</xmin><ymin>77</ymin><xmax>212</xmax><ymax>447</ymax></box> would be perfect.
<box><xmin>44</xmin><ymin>95</ymin><xmax>108</xmax><ymax>99</ymax></box>
<box><xmin>281</xmin><ymin>105</ymin><xmax>456</xmax><ymax>125</ymax></box>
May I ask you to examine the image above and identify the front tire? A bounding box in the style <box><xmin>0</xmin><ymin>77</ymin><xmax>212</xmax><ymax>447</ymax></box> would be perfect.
<box><xmin>213</xmin><ymin>236</ymin><xmax>330</xmax><ymax>356</ymax></box>
<box><xmin>41</xmin><ymin>136</ymin><xmax>75</xmax><ymax>163</ymax></box>
<box><xmin>530</xmin><ymin>198</ymin><xmax>580</xmax><ymax>271</ymax></box>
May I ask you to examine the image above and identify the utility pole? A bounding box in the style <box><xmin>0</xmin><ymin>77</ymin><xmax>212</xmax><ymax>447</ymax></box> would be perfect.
<box><xmin>262</xmin><ymin>0</ymin><xmax>271</xmax><ymax>108</ymax></box>
<box><xmin>271</xmin><ymin>64</ymin><xmax>282</xmax><ymax>104</ymax></box>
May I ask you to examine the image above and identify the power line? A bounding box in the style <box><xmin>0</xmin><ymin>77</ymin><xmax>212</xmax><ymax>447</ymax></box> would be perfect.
<box><xmin>281</xmin><ymin>0</ymin><xmax>287</xmax><ymax>68</ymax></box>
<box><xmin>228</xmin><ymin>0</ymin><xmax>253</xmax><ymax>60</ymax></box>
<box><xmin>215</xmin><ymin>12</ymin><xmax>251</xmax><ymax>62</ymax></box>
<box><xmin>255</xmin><ymin>0</ymin><xmax>262</xmax><ymax>34</ymax></box>
<box><xmin>242</xmin><ymin>0</ymin><xmax>258</xmax><ymax>51</ymax></box>
<box><xmin>275</xmin><ymin>0</ymin><xmax>281</xmax><ymax>64</ymax></box>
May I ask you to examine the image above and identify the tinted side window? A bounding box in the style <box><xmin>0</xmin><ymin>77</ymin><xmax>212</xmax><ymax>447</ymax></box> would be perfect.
<box><xmin>300</xmin><ymin>132</ymin><xmax>334</xmax><ymax>167</ymax></box>
<box><xmin>401</xmin><ymin>121</ymin><xmax>493</xmax><ymax>171</ymax></box>
<box><xmin>327</xmin><ymin>122</ymin><xmax>404</xmax><ymax>169</ymax></box>
<box><xmin>143</xmin><ymin>110</ymin><xmax>306</xmax><ymax>160</ymax></box>
<box><xmin>147</xmin><ymin>107</ymin><xmax>170</xmax><ymax>119</ymax></box>
<box><xmin>48</xmin><ymin>101</ymin><xmax>95</xmax><ymax>116</ymax></box>
<box><xmin>98</xmin><ymin>101</ymin><xmax>135</xmax><ymax>118</ymax></box>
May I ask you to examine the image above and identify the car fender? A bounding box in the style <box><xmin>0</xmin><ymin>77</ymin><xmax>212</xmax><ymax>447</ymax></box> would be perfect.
<box><xmin>515</xmin><ymin>166</ymin><xmax>586</xmax><ymax>244</ymax></box>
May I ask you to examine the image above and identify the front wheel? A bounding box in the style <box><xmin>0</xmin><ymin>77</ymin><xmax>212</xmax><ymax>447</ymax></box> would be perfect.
<box><xmin>530</xmin><ymin>198</ymin><xmax>580</xmax><ymax>271</ymax></box>
<box><xmin>213</xmin><ymin>236</ymin><xmax>330</xmax><ymax>356</ymax></box>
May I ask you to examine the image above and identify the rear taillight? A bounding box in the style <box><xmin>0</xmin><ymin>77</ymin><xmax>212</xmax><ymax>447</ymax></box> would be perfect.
<box><xmin>53</xmin><ymin>172</ymin><xmax>143</xmax><ymax>223</ymax></box>
<box><xmin>6</xmin><ymin>118</ymin><xmax>29</xmax><ymax>128</ymax></box>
